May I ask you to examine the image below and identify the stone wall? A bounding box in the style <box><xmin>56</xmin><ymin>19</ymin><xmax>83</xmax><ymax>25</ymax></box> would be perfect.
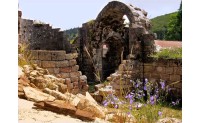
<box><xmin>20</xmin><ymin>19</ymin><xmax>67</xmax><ymax>50</ymax></box>
<box><xmin>107</xmin><ymin>58</ymin><xmax>182</xmax><ymax>97</ymax></box>
<box><xmin>30</xmin><ymin>50</ymin><xmax>89</xmax><ymax>94</ymax></box>
<box><xmin>78</xmin><ymin>1</ymin><xmax>155</xmax><ymax>82</ymax></box>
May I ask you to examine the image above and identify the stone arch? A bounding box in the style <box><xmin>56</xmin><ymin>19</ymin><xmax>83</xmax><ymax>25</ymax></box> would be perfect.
<box><xmin>78</xmin><ymin>1</ymin><xmax>155</xmax><ymax>81</ymax></box>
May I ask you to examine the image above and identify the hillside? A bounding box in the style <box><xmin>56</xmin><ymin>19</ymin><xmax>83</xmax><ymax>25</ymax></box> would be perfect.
<box><xmin>150</xmin><ymin>12</ymin><xmax>178</xmax><ymax>39</ymax></box>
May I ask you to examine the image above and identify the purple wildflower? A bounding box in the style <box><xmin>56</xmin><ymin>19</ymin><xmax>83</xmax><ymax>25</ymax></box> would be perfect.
<box><xmin>158</xmin><ymin>111</ymin><xmax>162</xmax><ymax>116</ymax></box>
<box><xmin>130</xmin><ymin>99</ymin><xmax>133</xmax><ymax>104</ymax></box>
<box><xmin>150</xmin><ymin>96</ymin><xmax>155</xmax><ymax>105</ymax></box>
<box><xmin>160</xmin><ymin>81</ymin><xmax>165</xmax><ymax>89</ymax></box>
<box><xmin>104</xmin><ymin>101</ymin><xmax>109</xmax><ymax>107</ymax></box>
<box><xmin>114</xmin><ymin>104</ymin><xmax>118</xmax><ymax>109</ymax></box>
<box><xmin>145</xmin><ymin>78</ymin><xmax>148</xmax><ymax>83</ymax></box>
<box><xmin>144</xmin><ymin>85</ymin><xmax>147</xmax><ymax>90</ymax></box>
<box><xmin>127</xmin><ymin>112</ymin><xmax>131</xmax><ymax>116</ymax></box>
<box><xmin>130</xmin><ymin>80</ymin><xmax>133</xmax><ymax>83</ymax></box>
<box><xmin>172</xmin><ymin>101</ymin><xmax>176</xmax><ymax>106</ymax></box>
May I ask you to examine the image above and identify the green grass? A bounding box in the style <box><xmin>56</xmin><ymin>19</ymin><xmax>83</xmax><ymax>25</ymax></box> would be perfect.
<box><xmin>130</xmin><ymin>104</ymin><xmax>181</xmax><ymax>123</ymax></box>
<box><xmin>152</xmin><ymin>48</ymin><xmax>182</xmax><ymax>59</ymax></box>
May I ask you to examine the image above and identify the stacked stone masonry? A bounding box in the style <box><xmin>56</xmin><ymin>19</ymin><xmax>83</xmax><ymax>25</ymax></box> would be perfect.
<box><xmin>107</xmin><ymin>58</ymin><xmax>182</xmax><ymax>97</ymax></box>
<box><xmin>30</xmin><ymin>50</ymin><xmax>89</xmax><ymax>94</ymax></box>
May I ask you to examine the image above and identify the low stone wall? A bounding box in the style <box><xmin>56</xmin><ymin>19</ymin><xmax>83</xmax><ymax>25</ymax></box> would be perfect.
<box><xmin>107</xmin><ymin>58</ymin><xmax>182</xmax><ymax>97</ymax></box>
<box><xmin>30</xmin><ymin>50</ymin><xmax>89</xmax><ymax>94</ymax></box>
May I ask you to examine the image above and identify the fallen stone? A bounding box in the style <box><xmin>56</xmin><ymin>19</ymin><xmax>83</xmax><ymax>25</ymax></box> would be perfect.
<box><xmin>43</xmin><ymin>88</ymin><xmax>67</xmax><ymax>100</ymax></box>
<box><xmin>57</xmin><ymin>83</ymin><xmax>68</xmax><ymax>93</ymax></box>
<box><xmin>94</xmin><ymin>84</ymin><xmax>104</xmax><ymax>91</ymax></box>
<box><xmin>23</xmin><ymin>87</ymin><xmax>55</xmax><ymax>102</ymax></box>
<box><xmin>75</xmin><ymin>109</ymin><xmax>95</xmax><ymax>121</ymax></box>
<box><xmin>18</xmin><ymin>66</ymin><xmax>24</xmax><ymax>79</ymax></box>
<box><xmin>34</xmin><ymin>100</ymin><xmax>77</xmax><ymax>115</ymax></box>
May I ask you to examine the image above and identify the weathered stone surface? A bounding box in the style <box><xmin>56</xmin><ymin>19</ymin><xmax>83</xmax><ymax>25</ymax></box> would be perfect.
<box><xmin>65</xmin><ymin>78</ymin><xmax>71</xmax><ymax>84</ymax></box>
<box><xmin>65</xmin><ymin>54</ymin><xmax>74</xmax><ymax>60</ymax></box>
<box><xmin>51</xmin><ymin>51</ymin><xmax>66</xmax><ymax>60</ymax></box>
<box><xmin>23</xmin><ymin>87</ymin><xmax>55</xmax><ymax>102</ymax></box>
<box><xmin>41</xmin><ymin>61</ymin><xmax>56</xmax><ymax>68</ymax></box>
<box><xmin>60</xmin><ymin>67</ymin><xmax>72</xmax><ymax>73</ymax></box>
<box><xmin>18</xmin><ymin>66</ymin><xmax>24</xmax><ymax>79</ymax></box>
<box><xmin>76</xmin><ymin>95</ymin><xmax>106</xmax><ymax>119</ymax></box>
<box><xmin>23</xmin><ymin>65</ymin><xmax>33</xmax><ymax>75</ymax></box>
<box><xmin>30</xmin><ymin>50</ymin><xmax>39</xmax><ymax>60</ymax></box>
<box><xmin>31</xmin><ymin>60</ymin><xmax>41</xmax><ymax>67</ymax></box>
<box><xmin>60</xmin><ymin>73</ymin><xmax>70</xmax><ymax>78</ymax></box>
<box><xmin>71</xmin><ymin>77</ymin><xmax>79</xmax><ymax>82</ymax></box>
<box><xmin>34</xmin><ymin>100</ymin><xmax>77</xmax><ymax>115</ymax></box>
<box><xmin>46</xmin><ymin>68</ymin><xmax>59</xmax><ymax>74</ymax></box>
<box><xmin>43</xmin><ymin>88</ymin><xmax>67</xmax><ymax>100</ymax></box>
<box><xmin>57</xmin><ymin>83</ymin><xmax>68</xmax><ymax>93</ymax></box>
<box><xmin>170</xmin><ymin>75</ymin><xmax>181</xmax><ymax>82</ymax></box>
<box><xmin>38</xmin><ymin>51</ymin><xmax>51</xmax><ymax>60</ymax></box>
<box><xmin>70</xmin><ymin>72</ymin><xmax>80</xmax><ymax>78</ymax></box>
<box><xmin>75</xmin><ymin>109</ymin><xmax>95</xmax><ymax>121</ymax></box>
<box><xmin>166</xmin><ymin>67</ymin><xmax>174</xmax><ymax>74</ymax></box>
<box><xmin>55</xmin><ymin>60</ymin><xmax>69</xmax><ymax>67</ymax></box>
<box><xmin>71</xmin><ymin>65</ymin><xmax>79</xmax><ymax>72</ymax></box>
<box><xmin>94</xmin><ymin>84</ymin><xmax>104</xmax><ymax>91</ymax></box>
<box><xmin>69</xmin><ymin>59</ymin><xmax>77</xmax><ymax>66</ymax></box>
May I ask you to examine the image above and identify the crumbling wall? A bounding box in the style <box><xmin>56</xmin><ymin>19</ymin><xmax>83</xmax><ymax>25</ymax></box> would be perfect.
<box><xmin>20</xmin><ymin>19</ymin><xmax>67</xmax><ymax>50</ymax></box>
<box><xmin>78</xmin><ymin>1</ymin><xmax>155</xmax><ymax>82</ymax></box>
<box><xmin>29</xmin><ymin>50</ymin><xmax>89</xmax><ymax>94</ymax></box>
<box><xmin>107</xmin><ymin>58</ymin><xmax>182</xmax><ymax>97</ymax></box>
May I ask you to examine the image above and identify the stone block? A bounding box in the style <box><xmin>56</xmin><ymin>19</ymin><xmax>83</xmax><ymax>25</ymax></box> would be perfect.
<box><xmin>80</xmin><ymin>75</ymin><xmax>87</xmax><ymax>81</ymax></box>
<box><xmin>65</xmin><ymin>78</ymin><xmax>71</xmax><ymax>84</ymax></box>
<box><xmin>31</xmin><ymin>60</ymin><xmax>41</xmax><ymax>67</ymax></box>
<box><xmin>57</xmin><ymin>83</ymin><xmax>68</xmax><ymax>93</ymax></box>
<box><xmin>75</xmin><ymin>109</ymin><xmax>95</xmax><ymax>121</ymax></box>
<box><xmin>65</xmin><ymin>54</ymin><xmax>74</xmax><ymax>60</ymax></box>
<box><xmin>70</xmin><ymin>72</ymin><xmax>80</xmax><ymax>78</ymax></box>
<box><xmin>30</xmin><ymin>50</ymin><xmax>39</xmax><ymax>60</ymax></box>
<box><xmin>55</xmin><ymin>60</ymin><xmax>69</xmax><ymax>67</ymax></box>
<box><xmin>71</xmin><ymin>65</ymin><xmax>79</xmax><ymax>72</ymax></box>
<box><xmin>46</xmin><ymin>68</ymin><xmax>59</xmax><ymax>74</ymax></box>
<box><xmin>38</xmin><ymin>50</ymin><xmax>51</xmax><ymax>60</ymax></box>
<box><xmin>144</xmin><ymin>65</ymin><xmax>154</xmax><ymax>73</ymax></box>
<box><xmin>174</xmin><ymin>67</ymin><xmax>182</xmax><ymax>75</ymax></box>
<box><xmin>71</xmin><ymin>88</ymin><xmax>79</xmax><ymax>94</ymax></box>
<box><xmin>156</xmin><ymin>67</ymin><xmax>165</xmax><ymax>73</ymax></box>
<box><xmin>60</xmin><ymin>73</ymin><xmax>70</xmax><ymax>78</ymax></box>
<box><xmin>160</xmin><ymin>74</ymin><xmax>170</xmax><ymax>81</ymax></box>
<box><xmin>71</xmin><ymin>77</ymin><xmax>79</xmax><ymax>82</ymax></box>
<box><xmin>69</xmin><ymin>59</ymin><xmax>77</xmax><ymax>66</ymax></box>
<box><xmin>60</xmin><ymin>67</ymin><xmax>71</xmax><ymax>73</ymax></box>
<box><xmin>166</xmin><ymin>67</ymin><xmax>174</xmax><ymax>74</ymax></box>
<box><xmin>83</xmin><ymin>85</ymin><xmax>89</xmax><ymax>91</ymax></box>
<box><xmin>41</xmin><ymin>61</ymin><xmax>56</xmax><ymax>68</ymax></box>
<box><xmin>170</xmin><ymin>75</ymin><xmax>181</xmax><ymax>82</ymax></box>
<box><xmin>51</xmin><ymin>51</ymin><xmax>66</xmax><ymax>61</ymax></box>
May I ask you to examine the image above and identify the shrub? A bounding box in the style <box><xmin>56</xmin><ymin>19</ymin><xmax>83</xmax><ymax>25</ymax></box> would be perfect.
<box><xmin>18</xmin><ymin>43</ymin><xmax>33</xmax><ymax>67</ymax></box>
<box><xmin>152</xmin><ymin>48</ymin><xmax>182</xmax><ymax>59</ymax></box>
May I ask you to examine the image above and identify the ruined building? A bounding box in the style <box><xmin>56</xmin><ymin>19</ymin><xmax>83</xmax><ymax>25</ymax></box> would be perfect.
<box><xmin>19</xmin><ymin>1</ymin><xmax>181</xmax><ymax>96</ymax></box>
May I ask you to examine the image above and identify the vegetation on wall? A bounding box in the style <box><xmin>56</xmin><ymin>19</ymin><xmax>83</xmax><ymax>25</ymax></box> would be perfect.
<box><xmin>152</xmin><ymin>48</ymin><xmax>182</xmax><ymax>59</ymax></box>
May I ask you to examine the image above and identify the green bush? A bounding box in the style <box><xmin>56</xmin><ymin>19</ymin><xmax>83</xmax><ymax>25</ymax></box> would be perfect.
<box><xmin>152</xmin><ymin>48</ymin><xmax>182</xmax><ymax>59</ymax></box>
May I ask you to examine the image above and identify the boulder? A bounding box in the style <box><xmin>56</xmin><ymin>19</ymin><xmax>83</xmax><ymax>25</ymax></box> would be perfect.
<box><xmin>76</xmin><ymin>93</ymin><xmax>106</xmax><ymax>119</ymax></box>
<box><xmin>23</xmin><ymin>87</ymin><xmax>55</xmax><ymax>102</ymax></box>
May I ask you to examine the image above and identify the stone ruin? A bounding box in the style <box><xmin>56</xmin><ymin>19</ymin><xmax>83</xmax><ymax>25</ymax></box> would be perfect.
<box><xmin>77</xmin><ymin>1</ymin><xmax>155</xmax><ymax>81</ymax></box>
<box><xmin>18</xmin><ymin>1</ymin><xmax>181</xmax><ymax>97</ymax></box>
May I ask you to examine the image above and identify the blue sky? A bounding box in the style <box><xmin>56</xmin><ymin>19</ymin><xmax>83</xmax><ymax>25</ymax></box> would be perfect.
<box><xmin>19</xmin><ymin>0</ymin><xmax>181</xmax><ymax>30</ymax></box>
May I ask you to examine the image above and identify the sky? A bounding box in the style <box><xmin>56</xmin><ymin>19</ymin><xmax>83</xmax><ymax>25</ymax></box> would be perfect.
<box><xmin>18</xmin><ymin>0</ymin><xmax>181</xmax><ymax>30</ymax></box>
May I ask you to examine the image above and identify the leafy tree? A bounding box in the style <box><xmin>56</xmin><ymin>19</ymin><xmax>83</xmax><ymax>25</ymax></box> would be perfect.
<box><xmin>165</xmin><ymin>1</ymin><xmax>182</xmax><ymax>41</ymax></box>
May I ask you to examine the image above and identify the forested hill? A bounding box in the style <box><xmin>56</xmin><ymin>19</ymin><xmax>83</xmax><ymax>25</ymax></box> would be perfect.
<box><xmin>150</xmin><ymin>12</ymin><xmax>178</xmax><ymax>40</ymax></box>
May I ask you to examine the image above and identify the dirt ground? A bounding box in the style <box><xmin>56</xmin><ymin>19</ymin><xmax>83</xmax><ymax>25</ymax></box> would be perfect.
<box><xmin>18</xmin><ymin>98</ymin><xmax>109</xmax><ymax>123</ymax></box>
